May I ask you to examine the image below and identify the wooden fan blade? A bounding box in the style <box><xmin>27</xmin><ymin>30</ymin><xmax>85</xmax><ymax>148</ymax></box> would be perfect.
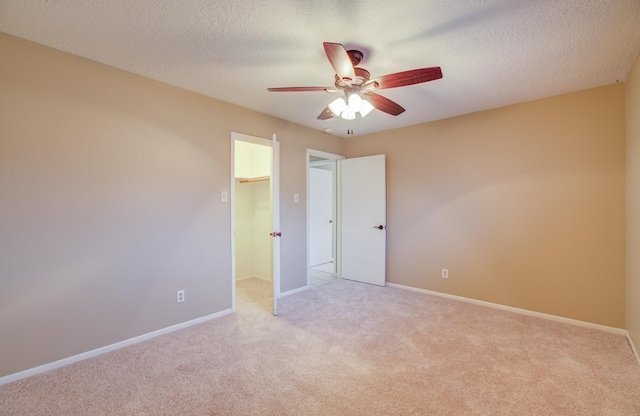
<box><xmin>268</xmin><ymin>87</ymin><xmax>332</xmax><ymax>92</ymax></box>
<box><xmin>367</xmin><ymin>67</ymin><xmax>442</xmax><ymax>89</ymax></box>
<box><xmin>323</xmin><ymin>42</ymin><xmax>356</xmax><ymax>82</ymax></box>
<box><xmin>317</xmin><ymin>106</ymin><xmax>334</xmax><ymax>120</ymax></box>
<box><xmin>363</xmin><ymin>92</ymin><xmax>405</xmax><ymax>116</ymax></box>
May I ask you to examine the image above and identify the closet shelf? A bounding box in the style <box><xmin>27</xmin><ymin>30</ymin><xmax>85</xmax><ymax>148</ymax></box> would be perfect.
<box><xmin>239</xmin><ymin>176</ymin><xmax>270</xmax><ymax>184</ymax></box>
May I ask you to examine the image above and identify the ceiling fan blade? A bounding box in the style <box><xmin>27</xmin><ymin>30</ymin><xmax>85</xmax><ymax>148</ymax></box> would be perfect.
<box><xmin>323</xmin><ymin>42</ymin><xmax>356</xmax><ymax>82</ymax></box>
<box><xmin>317</xmin><ymin>106</ymin><xmax>334</xmax><ymax>120</ymax></box>
<box><xmin>366</xmin><ymin>67</ymin><xmax>443</xmax><ymax>90</ymax></box>
<box><xmin>364</xmin><ymin>92</ymin><xmax>405</xmax><ymax>116</ymax></box>
<box><xmin>268</xmin><ymin>86</ymin><xmax>332</xmax><ymax>92</ymax></box>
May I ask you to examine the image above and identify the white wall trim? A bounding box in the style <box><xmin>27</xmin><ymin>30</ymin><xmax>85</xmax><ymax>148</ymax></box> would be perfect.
<box><xmin>627</xmin><ymin>331</ymin><xmax>640</xmax><ymax>366</ymax></box>
<box><xmin>387</xmin><ymin>283</ymin><xmax>626</xmax><ymax>335</ymax></box>
<box><xmin>280</xmin><ymin>285</ymin><xmax>309</xmax><ymax>298</ymax></box>
<box><xmin>0</xmin><ymin>309</ymin><xmax>233</xmax><ymax>386</ymax></box>
<box><xmin>236</xmin><ymin>275</ymin><xmax>270</xmax><ymax>282</ymax></box>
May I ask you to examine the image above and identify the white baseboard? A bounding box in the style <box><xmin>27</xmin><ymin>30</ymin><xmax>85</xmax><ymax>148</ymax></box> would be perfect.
<box><xmin>279</xmin><ymin>284</ymin><xmax>309</xmax><ymax>298</ymax></box>
<box><xmin>236</xmin><ymin>275</ymin><xmax>270</xmax><ymax>282</ymax></box>
<box><xmin>627</xmin><ymin>331</ymin><xmax>640</xmax><ymax>366</ymax></box>
<box><xmin>386</xmin><ymin>283</ymin><xmax>626</xmax><ymax>335</ymax></box>
<box><xmin>0</xmin><ymin>308</ymin><xmax>233</xmax><ymax>386</ymax></box>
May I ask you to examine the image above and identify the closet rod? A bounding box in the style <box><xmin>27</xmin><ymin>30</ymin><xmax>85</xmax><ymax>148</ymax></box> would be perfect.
<box><xmin>239</xmin><ymin>176</ymin><xmax>270</xmax><ymax>184</ymax></box>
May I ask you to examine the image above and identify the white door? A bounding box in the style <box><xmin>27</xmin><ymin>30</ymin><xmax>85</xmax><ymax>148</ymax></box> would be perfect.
<box><xmin>270</xmin><ymin>134</ymin><xmax>281</xmax><ymax>315</ymax></box>
<box><xmin>309</xmin><ymin>167</ymin><xmax>334</xmax><ymax>266</ymax></box>
<box><xmin>340</xmin><ymin>154</ymin><xmax>386</xmax><ymax>286</ymax></box>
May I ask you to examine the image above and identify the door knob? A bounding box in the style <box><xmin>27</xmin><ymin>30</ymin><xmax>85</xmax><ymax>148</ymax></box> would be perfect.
<box><xmin>373</xmin><ymin>225</ymin><xmax>385</xmax><ymax>230</ymax></box>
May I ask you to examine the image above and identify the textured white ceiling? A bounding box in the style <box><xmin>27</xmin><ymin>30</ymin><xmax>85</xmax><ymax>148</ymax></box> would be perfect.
<box><xmin>1</xmin><ymin>0</ymin><xmax>639</xmax><ymax>137</ymax></box>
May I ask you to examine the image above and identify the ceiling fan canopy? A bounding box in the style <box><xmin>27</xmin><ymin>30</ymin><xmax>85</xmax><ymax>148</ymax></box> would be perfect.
<box><xmin>268</xmin><ymin>42</ymin><xmax>443</xmax><ymax>121</ymax></box>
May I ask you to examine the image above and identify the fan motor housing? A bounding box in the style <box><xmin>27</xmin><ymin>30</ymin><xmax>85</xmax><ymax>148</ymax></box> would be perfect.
<box><xmin>335</xmin><ymin>67</ymin><xmax>371</xmax><ymax>88</ymax></box>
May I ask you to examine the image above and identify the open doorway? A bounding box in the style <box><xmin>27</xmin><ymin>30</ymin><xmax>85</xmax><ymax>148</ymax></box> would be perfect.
<box><xmin>232</xmin><ymin>136</ymin><xmax>275</xmax><ymax>313</ymax></box>
<box><xmin>307</xmin><ymin>151</ymin><xmax>387</xmax><ymax>288</ymax></box>
<box><xmin>307</xmin><ymin>150</ymin><xmax>344</xmax><ymax>286</ymax></box>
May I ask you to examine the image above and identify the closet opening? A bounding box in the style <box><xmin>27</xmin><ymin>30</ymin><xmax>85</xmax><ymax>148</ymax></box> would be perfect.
<box><xmin>233</xmin><ymin>138</ymin><xmax>274</xmax><ymax>313</ymax></box>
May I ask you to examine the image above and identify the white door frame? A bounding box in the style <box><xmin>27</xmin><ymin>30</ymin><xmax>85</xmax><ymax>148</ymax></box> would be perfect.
<box><xmin>306</xmin><ymin>149</ymin><xmax>345</xmax><ymax>285</ymax></box>
<box><xmin>231</xmin><ymin>132</ymin><xmax>280</xmax><ymax>314</ymax></box>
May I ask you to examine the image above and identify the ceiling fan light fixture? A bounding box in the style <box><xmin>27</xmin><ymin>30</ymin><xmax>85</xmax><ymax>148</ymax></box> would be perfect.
<box><xmin>341</xmin><ymin>108</ymin><xmax>356</xmax><ymax>120</ymax></box>
<box><xmin>269</xmin><ymin>42</ymin><xmax>443</xmax><ymax>122</ymax></box>
<box><xmin>328</xmin><ymin>97</ymin><xmax>347</xmax><ymax>116</ymax></box>
<box><xmin>359</xmin><ymin>99</ymin><xmax>375</xmax><ymax>118</ymax></box>
<box><xmin>347</xmin><ymin>93</ymin><xmax>363</xmax><ymax>112</ymax></box>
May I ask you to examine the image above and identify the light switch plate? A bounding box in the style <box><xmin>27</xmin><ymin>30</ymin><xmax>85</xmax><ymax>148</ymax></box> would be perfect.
<box><xmin>294</xmin><ymin>193</ymin><xmax>300</xmax><ymax>203</ymax></box>
<box><xmin>220</xmin><ymin>191</ymin><xmax>228</xmax><ymax>203</ymax></box>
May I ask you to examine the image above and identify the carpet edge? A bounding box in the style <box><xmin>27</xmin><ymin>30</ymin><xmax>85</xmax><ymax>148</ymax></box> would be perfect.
<box><xmin>0</xmin><ymin>308</ymin><xmax>233</xmax><ymax>386</ymax></box>
<box><xmin>386</xmin><ymin>283</ymin><xmax>626</xmax><ymax>335</ymax></box>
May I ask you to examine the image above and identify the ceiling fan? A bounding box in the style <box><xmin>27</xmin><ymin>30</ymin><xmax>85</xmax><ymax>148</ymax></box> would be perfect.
<box><xmin>268</xmin><ymin>42</ymin><xmax>443</xmax><ymax>121</ymax></box>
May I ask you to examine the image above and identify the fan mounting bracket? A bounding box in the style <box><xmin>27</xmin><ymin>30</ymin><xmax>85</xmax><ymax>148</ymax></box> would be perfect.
<box><xmin>346</xmin><ymin>49</ymin><xmax>364</xmax><ymax>67</ymax></box>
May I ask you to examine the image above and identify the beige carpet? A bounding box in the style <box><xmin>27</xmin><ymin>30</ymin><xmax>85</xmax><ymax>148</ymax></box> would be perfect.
<box><xmin>1</xmin><ymin>277</ymin><xmax>639</xmax><ymax>415</ymax></box>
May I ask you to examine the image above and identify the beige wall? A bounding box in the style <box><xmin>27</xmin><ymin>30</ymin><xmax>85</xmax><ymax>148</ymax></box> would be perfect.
<box><xmin>0</xmin><ymin>32</ymin><xmax>343</xmax><ymax>378</ymax></box>
<box><xmin>344</xmin><ymin>84</ymin><xmax>626</xmax><ymax>328</ymax></box>
<box><xmin>627</xmin><ymin>53</ymin><xmax>640</xmax><ymax>352</ymax></box>
<box><xmin>0</xmin><ymin>28</ymin><xmax>632</xmax><ymax>379</ymax></box>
